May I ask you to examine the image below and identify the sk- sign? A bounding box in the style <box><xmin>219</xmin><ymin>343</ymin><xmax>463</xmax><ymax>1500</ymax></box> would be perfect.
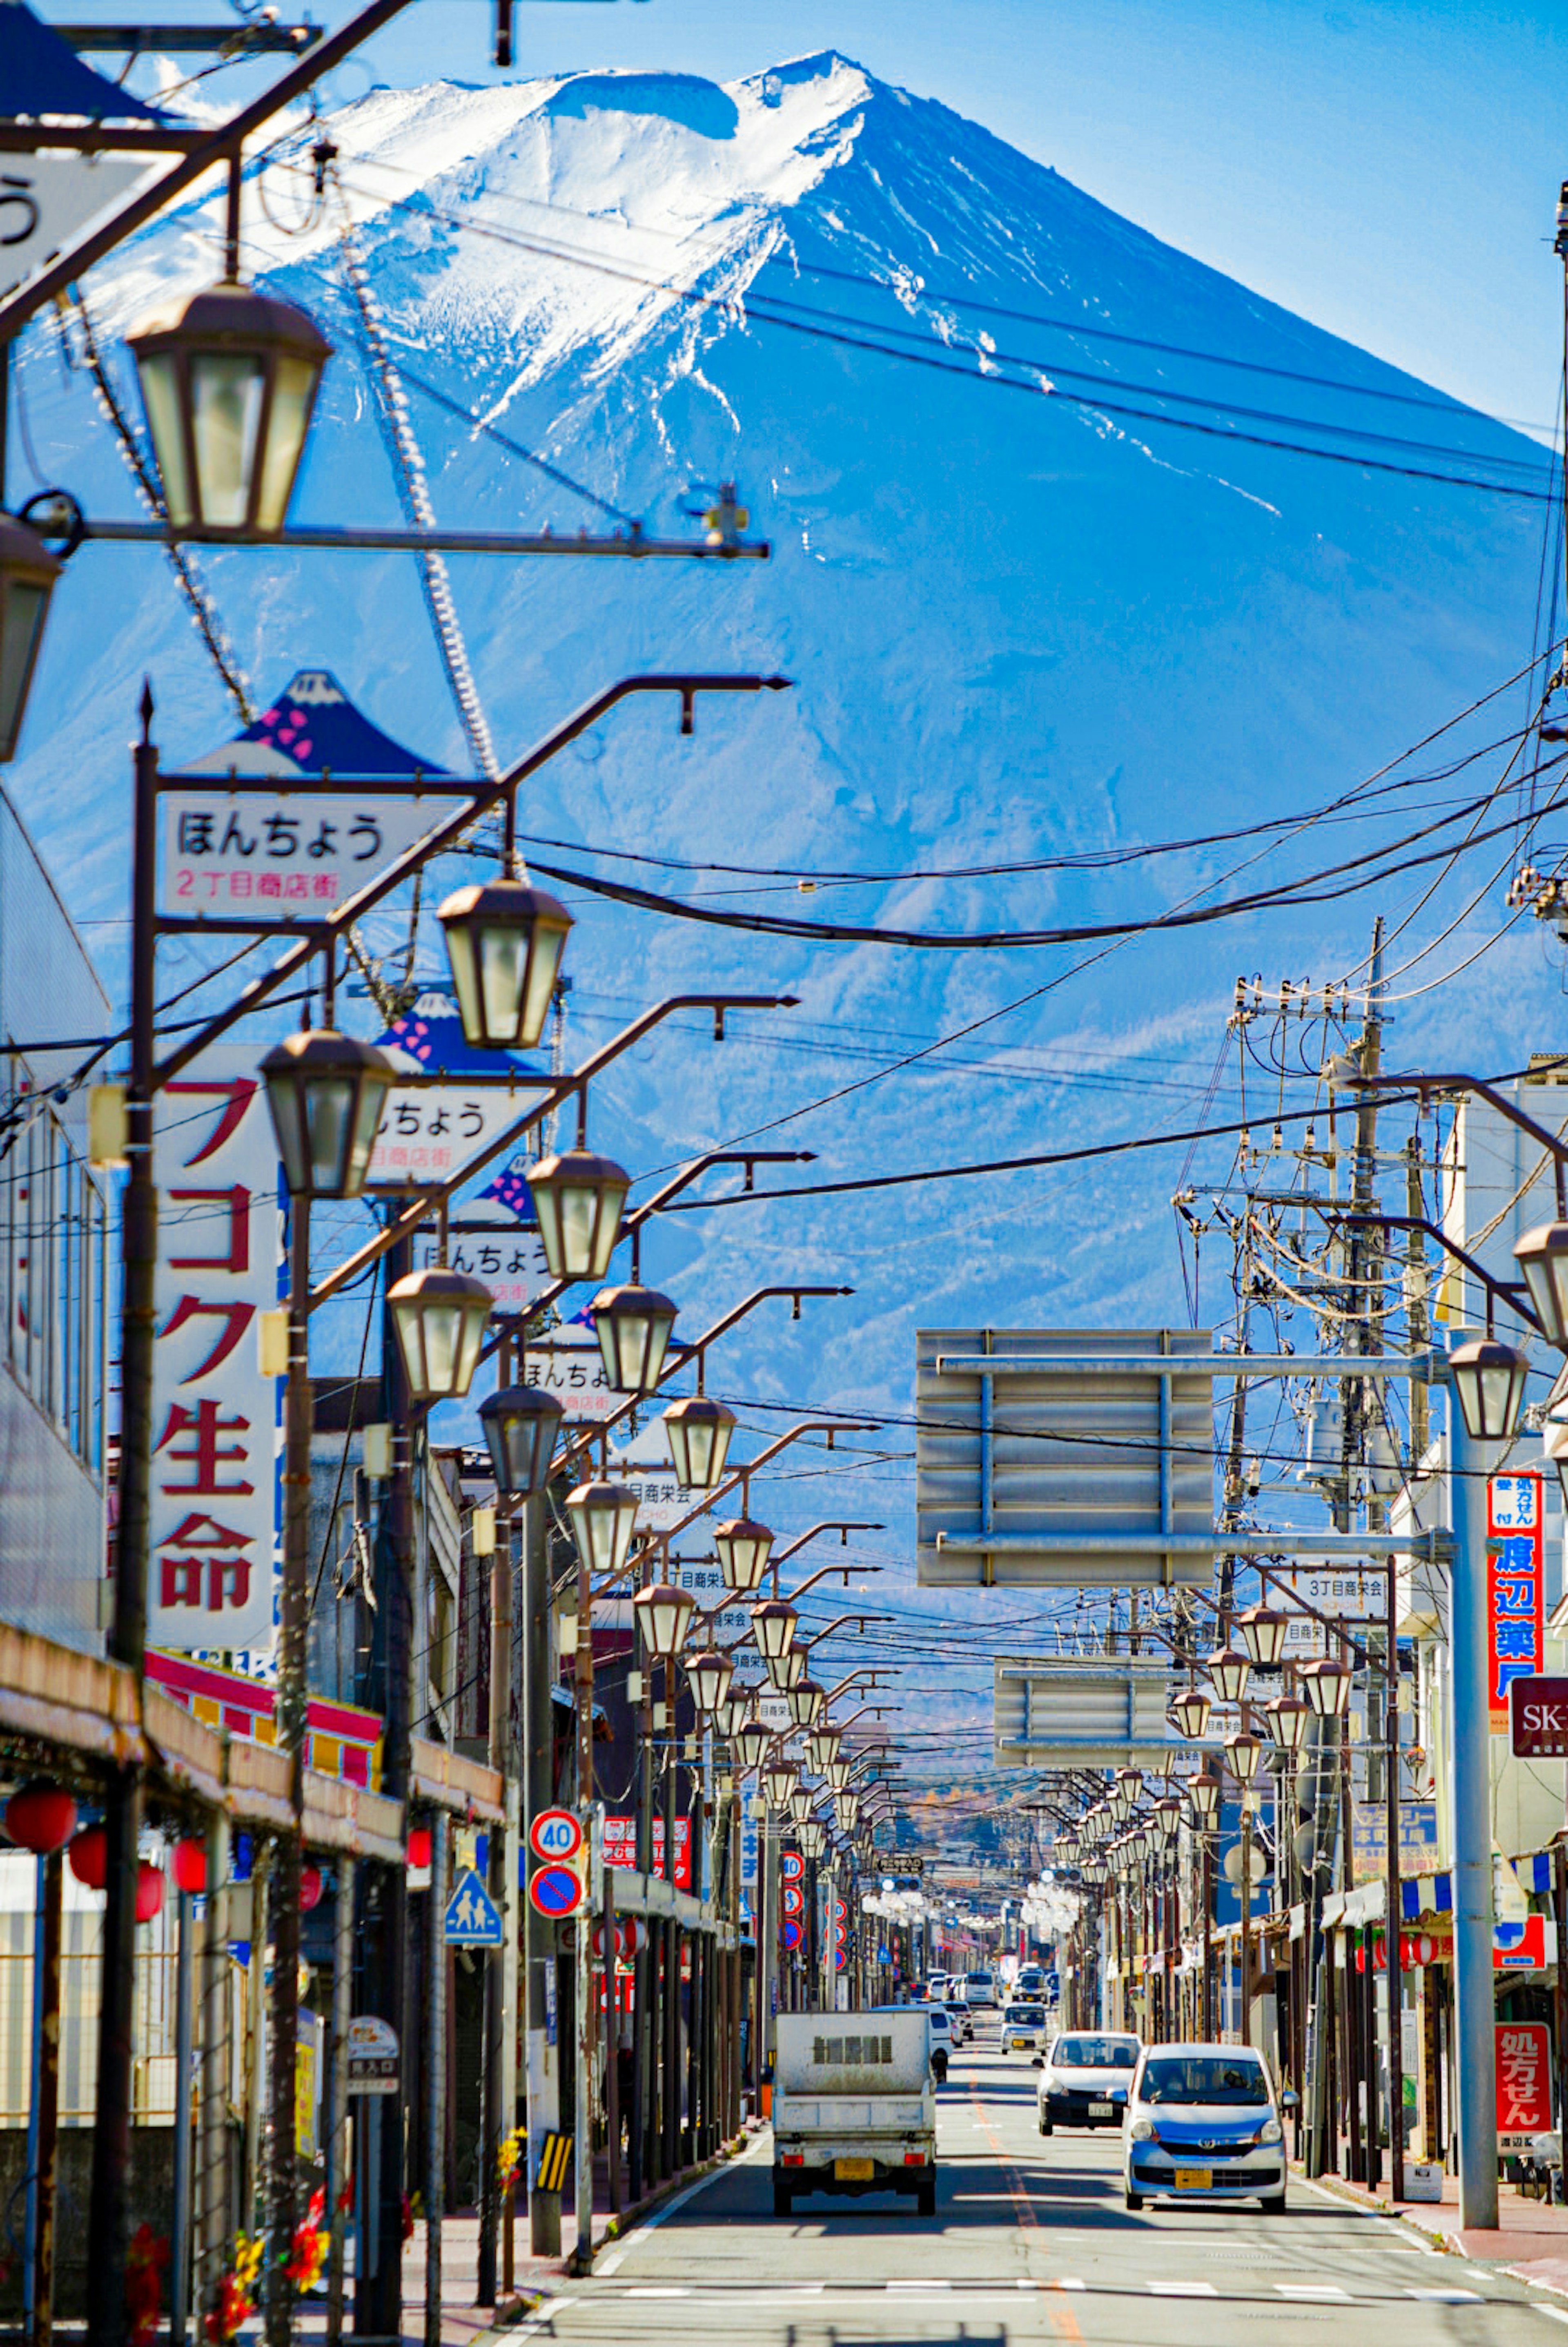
<box><xmin>148</xmin><ymin>1045</ymin><xmax>282</xmax><ymax>1656</ymax></box>
<box><xmin>1487</xmin><ymin>1472</ymin><xmax>1545</xmax><ymax>1731</ymax></box>
<box><xmin>1511</xmin><ymin>1674</ymin><xmax>1568</xmax><ymax>1758</ymax></box>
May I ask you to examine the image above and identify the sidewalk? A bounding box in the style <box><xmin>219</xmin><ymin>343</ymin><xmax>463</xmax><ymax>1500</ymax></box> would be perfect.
<box><xmin>1309</xmin><ymin>2164</ymin><xmax>1568</xmax><ymax>2279</ymax></box>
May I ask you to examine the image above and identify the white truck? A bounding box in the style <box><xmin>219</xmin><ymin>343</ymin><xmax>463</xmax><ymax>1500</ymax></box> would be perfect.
<box><xmin>771</xmin><ymin>2010</ymin><xmax>938</xmax><ymax>2216</ymax></box>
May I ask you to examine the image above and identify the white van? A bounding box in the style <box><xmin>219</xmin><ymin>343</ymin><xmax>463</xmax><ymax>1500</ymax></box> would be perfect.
<box><xmin>964</xmin><ymin>1969</ymin><xmax>999</xmax><ymax>2009</ymax></box>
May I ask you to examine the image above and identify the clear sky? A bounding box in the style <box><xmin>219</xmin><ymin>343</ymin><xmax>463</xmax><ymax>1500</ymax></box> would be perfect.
<box><xmin>124</xmin><ymin>0</ymin><xmax>1568</xmax><ymax>436</ymax></box>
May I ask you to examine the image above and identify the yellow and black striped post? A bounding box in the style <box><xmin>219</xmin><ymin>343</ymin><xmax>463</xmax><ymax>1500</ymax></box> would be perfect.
<box><xmin>535</xmin><ymin>2131</ymin><xmax>572</xmax><ymax>2195</ymax></box>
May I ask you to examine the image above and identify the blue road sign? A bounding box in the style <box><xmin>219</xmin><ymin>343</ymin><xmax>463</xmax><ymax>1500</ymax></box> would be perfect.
<box><xmin>443</xmin><ymin>1867</ymin><xmax>504</xmax><ymax>1947</ymax></box>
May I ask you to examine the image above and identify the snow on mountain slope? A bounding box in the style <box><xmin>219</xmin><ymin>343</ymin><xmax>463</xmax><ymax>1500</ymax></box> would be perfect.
<box><xmin>7</xmin><ymin>55</ymin><xmax>1557</xmax><ymax>1720</ymax></box>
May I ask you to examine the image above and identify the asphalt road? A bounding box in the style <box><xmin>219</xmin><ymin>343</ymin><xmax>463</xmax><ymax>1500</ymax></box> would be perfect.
<box><xmin>517</xmin><ymin>2023</ymin><xmax>1564</xmax><ymax>2347</ymax></box>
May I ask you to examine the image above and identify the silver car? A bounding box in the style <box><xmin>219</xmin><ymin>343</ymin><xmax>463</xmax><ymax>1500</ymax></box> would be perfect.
<box><xmin>1123</xmin><ymin>2042</ymin><xmax>1296</xmax><ymax>2212</ymax></box>
<box><xmin>1037</xmin><ymin>2029</ymin><xmax>1140</xmax><ymax>2131</ymax></box>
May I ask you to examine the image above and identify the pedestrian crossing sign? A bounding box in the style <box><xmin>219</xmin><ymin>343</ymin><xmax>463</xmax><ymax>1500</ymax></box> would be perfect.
<box><xmin>443</xmin><ymin>1867</ymin><xmax>504</xmax><ymax>1946</ymax></box>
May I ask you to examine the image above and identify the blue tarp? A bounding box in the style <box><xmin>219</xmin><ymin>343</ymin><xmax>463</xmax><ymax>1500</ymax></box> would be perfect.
<box><xmin>1</xmin><ymin>3</ymin><xmax>166</xmax><ymax>120</ymax></box>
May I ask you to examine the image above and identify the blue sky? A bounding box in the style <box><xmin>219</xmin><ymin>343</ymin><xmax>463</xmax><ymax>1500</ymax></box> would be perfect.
<box><xmin>116</xmin><ymin>0</ymin><xmax>1568</xmax><ymax>435</ymax></box>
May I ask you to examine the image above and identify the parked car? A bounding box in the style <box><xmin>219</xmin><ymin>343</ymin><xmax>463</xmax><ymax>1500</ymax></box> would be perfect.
<box><xmin>1000</xmin><ymin>2000</ymin><xmax>1049</xmax><ymax>2054</ymax></box>
<box><xmin>943</xmin><ymin>1993</ymin><xmax>973</xmax><ymax>2044</ymax></box>
<box><xmin>927</xmin><ymin>2004</ymin><xmax>953</xmax><ymax>2081</ymax></box>
<box><xmin>964</xmin><ymin>1969</ymin><xmax>999</xmax><ymax>2009</ymax></box>
<box><xmin>1122</xmin><ymin>2042</ymin><xmax>1296</xmax><ymax>2213</ymax></box>
<box><xmin>1036</xmin><ymin>2030</ymin><xmax>1140</xmax><ymax>2131</ymax></box>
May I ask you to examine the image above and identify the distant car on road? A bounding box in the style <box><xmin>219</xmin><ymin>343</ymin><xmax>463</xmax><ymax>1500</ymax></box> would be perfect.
<box><xmin>1000</xmin><ymin>2000</ymin><xmax>1049</xmax><ymax>2054</ymax></box>
<box><xmin>943</xmin><ymin>1993</ymin><xmax>973</xmax><ymax>2044</ymax></box>
<box><xmin>1015</xmin><ymin>1965</ymin><xmax>1046</xmax><ymax>2000</ymax></box>
<box><xmin>1037</xmin><ymin>2030</ymin><xmax>1140</xmax><ymax>2131</ymax></box>
<box><xmin>1122</xmin><ymin>2041</ymin><xmax>1295</xmax><ymax>2213</ymax></box>
<box><xmin>927</xmin><ymin>1972</ymin><xmax>950</xmax><ymax>2003</ymax></box>
<box><xmin>964</xmin><ymin>1969</ymin><xmax>999</xmax><ymax>2009</ymax></box>
<box><xmin>927</xmin><ymin>2004</ymin><xmax>953</xmax><ymax>2080</ymax></box>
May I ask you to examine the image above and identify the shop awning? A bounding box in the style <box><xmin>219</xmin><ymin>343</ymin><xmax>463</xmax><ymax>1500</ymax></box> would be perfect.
<box><xmin>1401</xmin><ymin>1872</ymin><xmax>1452</xmax><ymax>1920</ymax></box>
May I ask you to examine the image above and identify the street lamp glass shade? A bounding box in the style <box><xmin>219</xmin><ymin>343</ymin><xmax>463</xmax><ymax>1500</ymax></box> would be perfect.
<box><xmin>128</xmin><ymin>279</ymin><xmax>330</xmax><ymax>533</ymax></box>
<box><xmin>479</xmin><ymin>1384</ymin><xmax>562</xmax><ymax>1497</ymax></box>
<box><xmin>789</xmin><ymin>1786</ymin><xmax>813</xmax><ymax>1826</ymax></box>
<box><xmin>715</xmin><ymin>1517</ymin><xmax>775</xmax><ymax>1592</ymax></box>
<box><xmin>684</xmin><ymin>1645</ymin><xmax>733</xmax><ymax>1717</ymax></box>
<box><xmin>1237</xmin><ymin>1605</ymin><xmax>1289</xmax><ymax>1669</ymax></box>
<box><xmin>787</xmin><ymin>1676</ymin><xmax>824</xmax><ymax>1729</ymax></box>
<box><xmin>261</xmin><ymin>1029</ymin><xmax>396</xmax><ymax>1200</ymax></box>
<box><xmin>1154</xmin><ymin>1796</ymin><xmax>1183</xmax><ymax>1846</ymax></box>
<box><xmin>836</xmin><ymin>1795</ymin><xmax>860</xmax><ymax>1832</ymax></box>
<box><xmin>1114</xmin><ymin>1767</ymin><xmax>1143</xmax><ymax>1814</ymax></box>
<box><xmin>1225</xmin><ymin>1731</ymin><xmax>1263</xmax><ymax>1786</ymax></box>
<box><xmin>0</xmin><ymin>514</ymin><xmax>61</xmax><ymax>765</ymax></box>
<box><xmin>1301</xmin><ymin>1656</ymin><xmax>1353</xmax><ymax>1718</ymax></box>
<box><xmin>388</xmin><ymin>1267</ymin><xmax>492</xmax><ymax>1401</ymax></box>
<box><xmin>764</xmin><ymin>1756</ymin><xmax>798</xmax><ymax>1807</ymax></box>
<box><xmin>525</xmin><ymin>1149</ymin><xmax>628</xmax><ymax>1282</ymax></box>
<box><xmin>1515</xmin><ymin>1221</ymin><xmax>1568</xmax><ymax>1349</ymax></box>
<box><xmin>564</xmin><ymin>1480</ymin><xmax>640</xmax><ymax>1580</ymax></box>
<box><xmin>633</xmin><ymin>1579</ymin><xmax>695</xmax><ymax>1663</ymax></box>
<box><xmin>773</xmin><ymin>1641</ymin><xmax>809</xmax><ymax>1692</ymax></box>
<box><xmin>1189</xmin><ymin>1771</ymin><xmax>1221</xmax><ymax>1825</ymax></box>
<box><xmin>735</xmin><ymin>1718</ymin><xmax>773</xmax><ymax>1771</ymax></box>
<box><xmin>807</xmin><ymin>1724</ymin><xmax>841</xmax><ymax>1772</ymax></box>
<box><xmin>1265</xmin><ymin>1694</ymin><xmax>1311</xmax><ymax>1752</ymax></box>
<box><xmin>1170</xmin><ymin>1685</ymin><xmax>1212</xmax><ymax>1740</ymax></box>
<box><xmin>1206</xmin><ymin>1644</ymin><xmax>1252</xmax><ymax>1704</ymax></box>
<box><xmin>825</xmin><ymin>1757</ymin><xmax>852</xmax><ymax>1793</ymax></box>
<box><xmin>750</xmin><ymin>1596</ymin><xmax>798</xmax><ymax>1662</ymax></box>
<box><xmin>591</xmin><ymin>1285</ymin><xmax>677</xmax><ymax>1395</ymax></box>
<box><xmin>800</xmin><ymin>1820</ymin><xmax>827</xmax><ymax>1860</ymax></box>
<box><xmin>1449</xmin><ymin>1335</ymin><xmax>1530</xmax><ymax>1441</ymax></box>
<box><xmin>664</xmin><ymin>1395</ymin><xmax>737</xmax><ymax>1489</ymax></box>
<box><xmin>437</xmin><ymin>879</ymin><xmax>573</xmax><ymax>1052</ymax></box>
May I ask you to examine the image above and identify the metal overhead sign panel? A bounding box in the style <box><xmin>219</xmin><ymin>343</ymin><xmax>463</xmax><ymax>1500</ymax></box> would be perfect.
<box><xmin>916</xmin><ymin>1327</ymin><xmax>1216</xmax><ymax>1588</ymax></box>
<box><xmin>993</xmin><ymin>1655</ymin><xmax>1179</xmax><ymax>1769</ymax></box>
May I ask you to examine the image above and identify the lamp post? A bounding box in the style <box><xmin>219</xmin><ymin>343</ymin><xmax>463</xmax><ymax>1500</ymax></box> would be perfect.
<box><xmin>1226</xmin><ymin>1733</ymin><xmax>1262</xmax><ymax>2048</ymax></box>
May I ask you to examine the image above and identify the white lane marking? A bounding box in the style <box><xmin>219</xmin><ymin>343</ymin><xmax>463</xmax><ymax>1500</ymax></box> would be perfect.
<box><xmin>888</xmin><ymin>2278</ymin><xmax>953</xmax><ymax>2290</ymax></box>
<box><xmin>1149</xmin><ymin>2280</ymin><xmax>1219</xmax><ymax>2296</ymax></box>
<box><xmin>626</xmin><ymin>2286</ymin><xmax>691</xmax><ymax>2298</ymax></box>
<box><xmin>1535</xmin><ymin>2306</ymin><xmax>1568</xmax><ymax>2325</ymax></box>
<box><xmin>514</xmin><ymin>2296</ymin><xmax>572</xmax><ymax>2340</ymax></box>
<box><xmin>1048</xmin><ymin>2277</ymin><xmax>1087</xmax><ymax>2291</ymax></box>
<box><xmin>607</xmin><ymin>2132</ymin><xmax>770</xmax><ymax>2266</ymax></box>
<box><xmin>1407</xmin><ymin>2287</ymin><xmax>1484</xmax><ymax>2303</ymax></box>
<box><xmin>1277</xmin><ymin>2285</ymin><xmax>1350</xmax><ymax>2300</ymax></box>
<box><xmin>595</xmin><ymin>2253</ymin><xmax>624</xmax><ymax>2278</ymax></box>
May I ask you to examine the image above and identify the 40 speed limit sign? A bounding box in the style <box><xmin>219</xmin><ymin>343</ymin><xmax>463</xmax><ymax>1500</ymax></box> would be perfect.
<box><xmin>529</xmin><ymin>1808</ymin><xmax>584</xmax><ymax>1863</ymax></box>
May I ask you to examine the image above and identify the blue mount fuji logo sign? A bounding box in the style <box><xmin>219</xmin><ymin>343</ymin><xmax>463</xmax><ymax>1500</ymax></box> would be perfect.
<box><xmin>443</xmin><ymin>1867</ymin><xmax>504</xmax><ymax>1946</ymax></box>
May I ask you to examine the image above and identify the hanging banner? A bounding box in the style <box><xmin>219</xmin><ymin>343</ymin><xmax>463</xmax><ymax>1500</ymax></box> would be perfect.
<box><xmin>148</xmin><ymin>1046</ymin><xmax>282</xmax><ymax>1654</ymax></box>
<box><xmin>412</xmin><ymin>1226</ymin><xmax>550</xmax><ymax>1308</ymax></box>
<box><xmin>1497</xmin><ymin>2020</ymin><xmax>1552</xmax><ymax>2150</ymax></box>
<box><xmin>1488</xmin><ymin>1472</ymin><xmax>1545</xmax><ymax>1731</ymax></box>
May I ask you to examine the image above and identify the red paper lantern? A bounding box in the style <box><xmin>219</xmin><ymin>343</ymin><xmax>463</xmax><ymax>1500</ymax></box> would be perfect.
<box><xmin>407</xmin><ymin>1827</ymin><xmax>432</xmax><ymax>1871</ymax></box>
<box><xmin>300</xmin><ymin>1863</ymin><xmax>323</xmax><ymax>1912</ymax></box>
<box><xmin>69</xmin><ymin>1826</ymin><xmax>107</xmax><ymax>1889</ymax></box>
<box><xmin>135</xmin><ymin>1862</ymin><xmax>165</xmax><ymax>1924</ymax></box>
<box><xmin>172</xmin><ymin>1840</ymin><xmax>207</xmax><ymax>1896</ymax></box>
<box><xmin>5</xmin><ymin>1783</ymin><xmax>78</xmax><ymax>1854</ymax></box>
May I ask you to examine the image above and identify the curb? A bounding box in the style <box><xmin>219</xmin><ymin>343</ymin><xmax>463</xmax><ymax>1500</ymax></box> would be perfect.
<box><xmin>1291</xmin><ymin>2163</ymin><xmax>1454</xmax><ymax>2252</ymax></box>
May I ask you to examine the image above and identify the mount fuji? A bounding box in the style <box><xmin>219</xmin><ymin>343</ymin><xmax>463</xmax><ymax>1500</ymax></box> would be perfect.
<box><xmin>7</xmin><ymin>54</ymin><xmax>1557</xmax><ymax>1726</ymax></box>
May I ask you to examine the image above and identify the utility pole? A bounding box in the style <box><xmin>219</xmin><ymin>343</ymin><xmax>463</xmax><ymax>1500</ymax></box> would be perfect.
<box><xmin>477</xmin><ymin>1502</ymin><xmax>512</xmax><ymax>2305</ymax></box>
<box><xmin>522</xmin><ymin>1495</ymin><xmax>561</xmax><ymax>2257</ymax></box>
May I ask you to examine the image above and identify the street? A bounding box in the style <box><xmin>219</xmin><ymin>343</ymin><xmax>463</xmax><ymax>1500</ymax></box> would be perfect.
<box><xmin>518</xmin><ymin>2022</ymin><xmax>1561</xmax><ymax>2347</ymax></box>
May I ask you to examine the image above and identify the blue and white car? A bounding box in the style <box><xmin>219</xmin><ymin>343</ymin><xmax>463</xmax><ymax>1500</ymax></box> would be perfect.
<box><xmin>1123</xmin><ymin>2042</ymin><xmax>1295</xmax><ymax>2213</ymax></box>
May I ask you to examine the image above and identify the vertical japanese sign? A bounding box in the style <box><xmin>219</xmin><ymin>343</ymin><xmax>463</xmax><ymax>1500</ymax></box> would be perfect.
<box><xmin>148</xmin><ymin>1046</ymin><xmax>282</xmax><ymax>1654</ymax></box>
<box><xmin>1495</xmin><ymin>2020</ymin><xmax>1552</xmax><ymax>2150</ymax></box>
<box><xmin>1487</xmin><ymin>1472</ymin><xmax>1545</xmax><ymax>1731</ymax></box>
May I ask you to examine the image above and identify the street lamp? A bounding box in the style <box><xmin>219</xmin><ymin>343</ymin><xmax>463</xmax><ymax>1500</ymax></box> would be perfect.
<box><xmin>387</xmin><ymin>1266</ymin><xmax>492</xmax><ymax>1401</ymax></box>
<box><xmin>479</xmin><ymin>1384</ymin><xmax>563</xmax><ymax>1497</ymax></box>
<box><xmin>764</xmin><ymin>1753</ymin><xmax>798</xmax><ymax>1807</ymax></box>
<box><xmin>1237</xmin><ymin>1606</ymin><xmax>1289</xmax><ymax>1669</ymax></box>
<box><xmin>1154</xmin><ymin>1796</ymin><xmax>1183</xmax><ymax>1846</ymax></box>
<box><xmin>564</xmin><ymin>1480</ymin><xmax>640</xmax><ymax>1579</ymax></box>
<box><xmin>663</xmin><ymin>1396</ymin><xmax>737</xmax><ymax>1490</ymax></box>
<box><xmin>1225</xmin><ymin>1731</ymin><xmax>1263</xmax><ymax>1787</ymax></box>
<box><xmin>632</xmin><ymin>1580</ymin><xmax>695</xmax><ymax>1663</ymax></box>
<box><xmin>1170</xmin><ymin>1684</ymin><xmax>1212</xmax><ymax>1740</ymax></box>
<box><xmin>1111</xmin><ymin>1767</ymin><xmax>1141</xmax><ymax>1821</ymax></box>
<box><xmin>128</xmin><ymin>277</ymin><xmax>332</xmax><ymax>534</ymax></box>
<box><xmin>825</xmin><ymin>1756</ymin><xmax>852</xmax><ymax>1793</ymax></box>
<box><xmin>773</xmin><ymin>1641</ymin><xmax>809</xmax><ymax>1692</ymax></box>
<box><xmin>1189</xmin><ymin>1771</ymin><xmax>1221</xmax><ymax>1827</ymax></box>
<box><xmin>261</xmin><ymin>1028</ymin><xmax>397</xmax><ymax>1199</ymax></box>
<box><xmin>591</xmin><ymin>1283</ymin><xmax>677</xmax><ymax>1393</ymax></box>
<box><xmin>1265</xmin><ymin>1694</ymin><xmax>1312</xmax><ymax>1752</ymax></box>
<box><xmin>715</xmin><ymin>1517</ymin><xmax>774</xmax><ymax>1593</ymax></box>
<box><xmin>1206</xmin><ymin>1644</ymin><xmax>1252</xmax><ymax>1704</ymax></box>
<box><xmin>735</xmin><ymin>1717</ymin><xmax>774</xmax><ymax>1773</ymax></box>
<box><xmin>0</xmin><ymin>512</ymin><xmax>62</xmax><ymax>764</ymax></box>
<box><xmin>1448</xmin><ymin>1336</ymin><xmax>1530</xmax><ymax>1440</ymax></box>
<box><xmin>438</xmin><ymin>878</ymin><xmax>573</xmax><ymax>1053</ymax></box>
<box><xmin>750</xmin><ymin>1596</ymin><xmax>798</xmax><ymax>1667</ymax></box>
<box><xmin>1300</xmin><ymin>1656</ymin><xmax>1353</xmax><ymax>1718</ymax></box>
<box><xmin>800</xmin><ymin>1819</ymin><xmax>827</xmax><ymax>1861</ymax></box>
<box><xmin>684</xmin><ymin>1645</ymin><xmax>733</xmax><ymax>1718</ymax></box>
<box><xmin>1515</xmin><ymin>1221</ymin><xmax>1568</xmax><ymax>1348</ymax></box>
<box><xmin>807</xmin><ymin>1723</ymin><xmax>841</xmax><ymax>1772</ymax></box>
<box><xmin>525</xmin><ymin>1148</ymin><xmax>628</xmax><ymax>1281</ymax></box>
<box><xmin>787</xmin><ymin>1677</ymin><xmax>824</xmax><ymax>1729</ymax></box>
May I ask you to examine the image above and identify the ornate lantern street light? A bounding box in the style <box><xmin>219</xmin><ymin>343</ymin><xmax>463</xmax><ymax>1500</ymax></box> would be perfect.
<box><xmin>800</xmin><ymin>1819</ymin><xmax>827</xmax><ymax>1861</ymax></box>
<box><xmin>787</xmin><ymin>1677</ymin><xmax>824</xmax><ymax>1729</ymax></box>
<box><xmin>789</xmin><ymin>1786</ymin><xmax>814</xmax><ymax>1827</ymax></box>
<box><xmin>387</xmin><ymin>1266</ymin><xmax>492</xmax><ymax>1401</ymax></box>
<box><xmin>1448</xmin><ymin>1336</ymin><xmax>1530</xmax><ymax>1441</ymax></box>
<box><xmin>1300</xmin><ymin>1655</ymin><xmax>1354</xmax><ymax>1718</ymax></box>
<box><xmin>1206</xmin><ymin>1644</ymin><xmax>1252</xmax><ymax>1704</ymax></box>
<box><xmin>127</xmin><ymin>276</ymin><xmax>330</xmax><ymax>535</ymax></box>
<box><xmin>564</xmin><ymin>1480</ymin><xmax>640</xmax><ymax>1580</ymax></box>
<box><xmin>714</xmin><ymin>1517</ymin><xmax>774</xmax><ymax>1593</ymax></box>
<box><xmin>524</xmin><ymin>1148</ymin><xmax>628</xmax><ymax>1281</ymax></box>
<box><xmin>825</xmin><ymin>1756</ymin><xmax>852</xmax><ymax>1794</ymax></box>
<box><xmin>684</xmin><ymin>1645</ymin><xmax>733</xmax><ymax>1718</ymax></box>
<box><xmin>1154</xmin><ymin>1795</ymin><xmax>1183</xmax><ymax>1847</ymax></box>
<box><xmin>663</xmin><ymin>1396</ymin><xmax>737</xmax><ymax>1490</ymax></box>
<box><xmin>750</xmin><ymin>1596</ymin><xmax>798</xmax><ymax>1668</ymax></box>
<box><xmin>773</xmin><ymin>1641</ymin><xmax>809</xmax><ymax>1693</ymax></box>
<box><xmin>0</xmin><ymin>512</ymin><xmax>62</xmax><ymax>764</ymax></box>
<box><xmin>1189</xmin><ymin>1769</ymin><xmax>1221</xmax><ymax>1828</ymax></box>
<box><xmin>437</xmin><ymin>878</ymin><xmax>573</xmax><ymax>1053</ymax></box>
<box><xmin>479</xmin><ymin>1384</ymin><xmax>563</xmax><ymax>1498</ymax></box>
<box><xmin>1265</xmin><ymin>1694</ymin><xmax>1312</xmax><ymax>1752</ymax></box>
<box><xmin>807</xmin><ymin>1723</ymin><xmax>841</xmax><ymax>1773</ymax></box>
<box><xmin>1170</xmin><ymin>1684</ymin><xmax>1213</xmax><ymax>1741</ymax></box>
<box><xmin>1225</xmin><ymin>1731</ymin><xmax>1264</xmax><ymax>1788</ymax></box>
<box><xmin>1515</xmin><ymin>1222</ymin><xmax>1568</xmax><ymax>1348</ymax></box>
<box><xmin>764</xmin><ymin>1753</ymin><xmax>798</xmax><ymax>1808</ymax></box>
<box><xmin>591</xmin><ymin>1283</ymin><xmax>677</xmax><ymax>1394</ymax></box>
<box><xmin>261</xmin><ymin>1029</ymin><xmax>397</xmax><ymax>1200</ymax></box>
<box><xmin>735</xmin><ymin>1717</ymin><xmax>774</xmax><ymax>1773</ymax></box>
<box><xmin>1236</xmin><ymin>1605</ymin><xmax>1289</xmax><ymax>1669</ymax></box>
<box><xmin>1111</xmin><ymin>1767</ymin><xmax>1142</xmax><ymax>1821</ymax></box>
<box><xmin>633</xmin><ymin>1579</ymin><xmax>695</xmax><ymax>1664</ymax></box>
